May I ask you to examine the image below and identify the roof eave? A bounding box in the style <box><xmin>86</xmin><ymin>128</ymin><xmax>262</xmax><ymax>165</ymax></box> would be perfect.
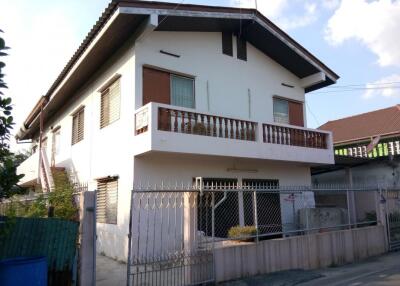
<box><xmin>16</xmin><ymin>0</ymin><xmax>339</xmax><ymax>140</ymax></box>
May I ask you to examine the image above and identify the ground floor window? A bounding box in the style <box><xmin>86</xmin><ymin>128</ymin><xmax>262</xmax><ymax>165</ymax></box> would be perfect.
<box><xmin>96</xmin><ymin>177</ymin><xmax>118</xmax><ymax>224</ymax></box>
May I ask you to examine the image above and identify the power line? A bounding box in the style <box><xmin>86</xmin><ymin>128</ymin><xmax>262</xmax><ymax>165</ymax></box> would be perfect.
<box><xmin>324</xmin><ymin>81</ymin><xmax>400</xmax><ymax>89</ymax></box>
<box><xmin>312</xmin><ymin>86</ymin><xmax>400</xmax><ymax>94</ymax></box>
<box><xmin>306</xmin><ymin>101</ymin><xmax>320</xmax><ymax>126</ymax></box>
<box><xmin>157</xmin><ymin>0</ymin><xmax>186</xmax><ymax>28</ymax></box>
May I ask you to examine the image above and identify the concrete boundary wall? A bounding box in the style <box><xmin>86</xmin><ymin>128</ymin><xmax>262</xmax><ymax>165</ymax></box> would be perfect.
<box><xmin>214</xmin><ymin>225</ymin><xmax>387</xmax><ymax>283</ymax></box>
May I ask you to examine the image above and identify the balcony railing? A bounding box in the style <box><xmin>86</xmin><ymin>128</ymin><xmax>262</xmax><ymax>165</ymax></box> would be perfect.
<box><xmin>135</xmin><ymin>103</ymin><xmax>331</xmax><ymax>151</ymax></box>
<box><xmin>157</xmin><ymin>107</ymin><xmax>257</xmax><ymax>141</ymax></box>
<box><xmin>263</xmin><ymin>124</ymin><xmax>328</xmax><ymax>149</ymax></box>
<box><xmin>335</xmin><ymin>137</ymin><xmax>400</xmax><ymax>158</ymax></box>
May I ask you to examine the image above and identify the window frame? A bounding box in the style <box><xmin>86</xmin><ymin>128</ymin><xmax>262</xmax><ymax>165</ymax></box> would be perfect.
<box><xmin>96</xmin><ymin>177</ymin><xmax>118</xmax><ymax>225</ymax></box>
<box><xmin>71</xmin><ymin>106</ymin><xmax>85</xmax><ymax>145</ymax></box>
<box><xmin>142</xmin><ymin>65</ymin><xmax>196</xmax><ymax>109</ymax></box>
<box><xmin>170</xmin><ymin>74</ymin><xmax>195</xmax><ymax>109</ymax></box>
<box><xmin>273</xmin><ymin>98</ymin><xmax>290</xmax><ymax>124</ymax></box>
<box><xmin>100</xmin><ymin>76</ymin><xmax>121</xmax><ymax>129</ymax></box>
<box><xmin>51</xmin><ymin>126</ymin><xmax>61</xmax><ymax>165</ymax></box>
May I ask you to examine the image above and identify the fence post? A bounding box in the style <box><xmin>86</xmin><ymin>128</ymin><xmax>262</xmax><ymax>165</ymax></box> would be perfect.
<box><xmin>126</xmin><ymin>189</ymin><xmax>134</xmax><ymax>286</ymax></box>
<box><xmin>376</xmin><ymin>188</ymin><xmax>389</xmax><ymax>251</ymax></box>
<box><xmin>253</xmin><ymin>190</ymin><xmax>259</xmax><ymax>242</ymax></box>
<box><xmin>80</xmin><ymin>190</ymin><xmax>96</xmax><ymax>286</ymax></box>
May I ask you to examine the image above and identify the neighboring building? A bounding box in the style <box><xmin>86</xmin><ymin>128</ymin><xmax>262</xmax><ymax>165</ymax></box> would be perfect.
<box><xmin>313</xmin><ymin>105</ymin><xmax>400</xmax><ymax>187</ymax></box>
<box><xmin>16</xmin><ymin>1</ymin><xmax>338</xmax><ymax>260</ymax></box>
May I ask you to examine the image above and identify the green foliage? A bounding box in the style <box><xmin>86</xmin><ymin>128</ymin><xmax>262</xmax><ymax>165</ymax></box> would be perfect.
<box><xmin>25</xmin><ymin>195</ymin><xmax>47</xmax><ymax>218</ymax></box>
<box><xmin>0</xmin><ymin>30</ymin><xmax>25</xmax><ymax>200</ymax></box>
<box><xmin>365</xmin><ymin>211</ymin><xmax>377</xmax><ymax>222</ymax></box>
<box><xmin>228</xmin><ymin>225</ymin><xmax>257</xmax><ymax>239</ymax></box>
<box><xmin>0</xmin><ymin>170</ymin><xmax>78</xmax><ymax>221</ymax></box>
<box><xmin>48</xmin><ymin>174</ymin><xmax>78</xmax><ymax>221</ymax></box>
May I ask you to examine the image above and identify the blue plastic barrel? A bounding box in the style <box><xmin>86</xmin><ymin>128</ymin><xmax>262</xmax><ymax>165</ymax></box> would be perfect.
<box><xmin>0</xmin><ymin>256</ymin><xmax>47</xmax><ymax>286</ymax></box>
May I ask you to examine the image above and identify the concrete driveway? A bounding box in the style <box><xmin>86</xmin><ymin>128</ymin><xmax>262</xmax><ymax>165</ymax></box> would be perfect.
<box><xmin>96</xmin><ymin>254</ymin><xmax>126</xmax><ymax>286</ymax></box>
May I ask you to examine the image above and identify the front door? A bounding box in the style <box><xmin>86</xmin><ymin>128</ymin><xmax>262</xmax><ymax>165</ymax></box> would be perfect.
<box><xmin>51</xmin><ymin>128</ymin><xmax>60</xmax><ymax>167</ymax></box>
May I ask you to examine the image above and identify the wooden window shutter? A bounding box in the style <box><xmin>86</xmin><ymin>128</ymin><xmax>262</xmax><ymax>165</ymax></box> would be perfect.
<box><xmin>288</xmin><ymin>101</ymin><xmax>304</xmax><ymax>127</ymax></box>
<box><xmin>222</xmin><ymin>31</ymin><xmax>233</xmax><ymax>56</ymax></box>
<box><xmin>96</xmin><ymin>178</ymin><xmax>118</xmax><ymax>224</ymax></box>
<box><xmin>72</xmin><ymin>108</ymin><xmax>84</xmax><ymax>145</ymax></box>
<box><xmin>100</xmin><ymin>79</ymin><xmax>120</xmax><ymax>128</ymax></box>
<box><xmin>237</xmin><ymin>35</ymin><xmax>247</xmax><ymax>61</ymax></box>
<box><xmin>143</xmin><ymin>67</ymin><xmax>171</xmax><ymax>105</ymax></box>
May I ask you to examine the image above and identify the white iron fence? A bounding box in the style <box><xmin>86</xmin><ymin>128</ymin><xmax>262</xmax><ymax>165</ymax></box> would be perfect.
<box><xmin>126</xmin><ymin>184</ymin><xmax>396</xmax><ymax>286</ymax></box>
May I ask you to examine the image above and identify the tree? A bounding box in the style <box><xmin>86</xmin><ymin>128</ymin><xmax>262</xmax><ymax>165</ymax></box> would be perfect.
<box><xmin>0</xmin><ymin>30</ymin><xmax>24</xmax><ymax>200</ymax></box>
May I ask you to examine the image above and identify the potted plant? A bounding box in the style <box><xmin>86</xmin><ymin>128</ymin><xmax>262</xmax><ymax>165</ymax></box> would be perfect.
<box><xmin>193</xmin><ymin>122</ymin><xmax>206</xmax><ymax>135</ymax></box>
<box><xmin>228</xmin><ymin>225</ymin><xmax>257</xmax><ymax>242</ymax></box>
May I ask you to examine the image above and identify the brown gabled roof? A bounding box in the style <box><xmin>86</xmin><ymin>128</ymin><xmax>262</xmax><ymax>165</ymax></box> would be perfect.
<box><xmin>16</xmin><ymin>0</ymin><xmax>339</xmax><ymax>140</ymax></box>
<box><xmin>319</xmin><ymin>105</ymin><xmax>400</xmax><ymax>144</ymax></box>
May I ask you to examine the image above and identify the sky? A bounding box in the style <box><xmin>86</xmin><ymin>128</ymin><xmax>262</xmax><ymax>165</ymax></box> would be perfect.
<box><xmin>0</xmin><ymin>0</ymin><xmax>400</xmax><ymax>150</ymax></box>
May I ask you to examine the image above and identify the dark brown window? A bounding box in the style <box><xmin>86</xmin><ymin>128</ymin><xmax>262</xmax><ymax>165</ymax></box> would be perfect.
<box><xmin>97</xmin><ymin>178</ymin><xmax>118</xmax><ymax>224</ymax></box>
<box><xmin>273</xmin><ymin>98</ymin><xmax>304</xmax><ymax>127</ymax></box>
<box><xmin>100</xmin><ymin>78</ymin><xmax>120</xmax><ymax>128</ymax></box>
<box><xmin>288</xmin><ymin>101</ymin><xmax>304</xmax><ymax>127</ymax></box>
<box><xmin>143</xmin><ymin>66</ymin><xmax>195</xmax><ymax>108</ymax></box>
<box><xmin>143</xmin><ymin>67</ymin><xmax>170</xmax><ymax>105</ymax></box>
<box><xmin>222</xmin><ymin>31</ymin><xmax>233</xmax><ymax>56</ymax></box>
<box><xmin>237</xmin><ymin>35</ymin><xmax>247</xmax><ymax>61</ymax></box>
<box><xmin>71</xmin><ymin>107</ymin><xmax>84</xmax><ymax>145</ymax></box>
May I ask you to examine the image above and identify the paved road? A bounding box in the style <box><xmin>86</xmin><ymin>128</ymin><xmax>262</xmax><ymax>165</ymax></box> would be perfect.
<box><xmin>300</xmin><ymin>252</ymin><xmax>400</xmax><ymax>286</ymax></box>
<box><xmin>223</xmin><ymin>252</ymin><xmax>400</xmax><ymax>286</ymax></box>
<box><xmin>97</xmin><ymin>252</ymin><xmax>400</xmax><ymax>286</ymax></box>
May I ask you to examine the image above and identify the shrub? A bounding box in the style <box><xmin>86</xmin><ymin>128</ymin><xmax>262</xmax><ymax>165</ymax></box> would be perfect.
<box><xmin>228</xmin><ymin>225</ymin><xmax>257</xmax><ymax>239</ymax></box>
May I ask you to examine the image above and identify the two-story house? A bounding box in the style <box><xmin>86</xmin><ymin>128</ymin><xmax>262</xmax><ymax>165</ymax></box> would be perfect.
<box><xmin>16</xmin><ymin>0</ymin><xmax>338</xmax><ymax>260</ymax></box>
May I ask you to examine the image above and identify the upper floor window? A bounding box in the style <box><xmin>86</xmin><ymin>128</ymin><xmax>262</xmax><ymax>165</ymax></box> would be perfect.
<box><xmin>72</xmin><ymin>107</ymin><xmax>84</xmax><ymax>145</ymax></box>
<box><xmin>143</xmin><ymin>66</ymin><xmax>195</xmax><ymax>109</ymax></box>
<box><xmin>171</xmin><ymin>75</ymin><xmax>194</xmax><ymax>108</ymax></box>
<box><xmin>273</xmin><ymin>97</ymin><xmax>304</xmax><ymax>127</ymax></box>
<box><xmin>100</xmin><ymin>78</ymin><xmax>121</xmax><ymax>128</ymax></box>
<box><xmin>273</xmin><ymin>98</ymin><xmax>289</xmax><ymax>124</ymax></box>
<box><xmin>97</xmin><ymin>177</ymin><xmax>118</xmax><ymax>224</ymax></box>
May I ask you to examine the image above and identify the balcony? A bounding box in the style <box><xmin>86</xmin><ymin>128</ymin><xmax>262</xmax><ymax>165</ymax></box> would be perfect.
<box><xmin>134</xmin><ymin>103</ymin><xmax>334</xmax><ymax>164</ymax></box>
<box><xmin>17</xmin><ymin>151</ymin><xmax>39</xmax><ymax>186</ymax></box>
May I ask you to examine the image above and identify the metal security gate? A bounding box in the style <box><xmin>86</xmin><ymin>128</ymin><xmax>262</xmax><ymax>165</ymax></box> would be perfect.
<box><xmin>126</xmin><ymin>189</ymin><xmax>214</xmax><ymax>286</ymax></box>
<box><xmin>386</xmin><ymin>189</ymin><xmax>400</xmax><ymax>251</ymax></box>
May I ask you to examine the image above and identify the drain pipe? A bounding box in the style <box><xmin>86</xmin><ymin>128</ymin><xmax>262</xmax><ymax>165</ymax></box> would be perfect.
<box><xmin>15</xmin><ymin>95</ymin><xmax>48</xmax><ymax>141</ymax></box>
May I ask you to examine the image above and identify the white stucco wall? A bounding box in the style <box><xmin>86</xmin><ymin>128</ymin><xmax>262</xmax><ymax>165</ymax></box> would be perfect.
<box><xmin>134</xmin><ymin>31</ymin><xmax>306</xmax><ymax>124</ymax></box>
<box><xmin>133</xmin><ymin>153</ymin><xmax>311</xmax><ymax>186</ymax></box>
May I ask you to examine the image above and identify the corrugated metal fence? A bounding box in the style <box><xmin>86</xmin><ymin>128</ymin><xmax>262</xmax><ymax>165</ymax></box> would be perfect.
<box><xmin>0</xmin><ymin>217</ymin><xmax>79</xmax><ymax>285</ymax></box>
